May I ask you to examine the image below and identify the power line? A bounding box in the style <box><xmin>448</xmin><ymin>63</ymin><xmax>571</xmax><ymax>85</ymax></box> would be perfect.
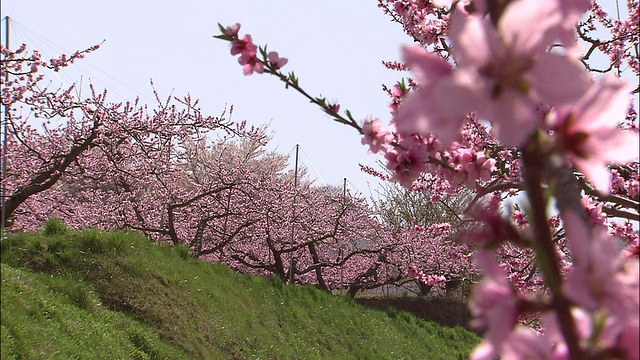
<box><xmin>298</xmin><ymin>146</ymin><xmax>327</xmax><ymax>185</ymax></box>
<box><xmin>7</xmin><ymin>18</ymin><xmax>154</xmax><ymax>103</ymax></box>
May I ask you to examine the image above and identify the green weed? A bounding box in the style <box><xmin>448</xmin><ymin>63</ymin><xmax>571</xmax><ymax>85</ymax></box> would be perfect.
<box><xmin>2</xmin><ymin>228</ymin><xmax>480</xmax><ymax>359</ymax></box>
<box><xmin>43</xmin><ymin>218</ymin><xmax>68</xmax><ymax>236</ymax></box>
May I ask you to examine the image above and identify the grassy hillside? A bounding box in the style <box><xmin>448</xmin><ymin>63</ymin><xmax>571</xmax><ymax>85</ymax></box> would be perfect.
<box><xmin>1</xmin><ymin>221</ymin><xmax>480</xmax><ymax>359</ymax></box>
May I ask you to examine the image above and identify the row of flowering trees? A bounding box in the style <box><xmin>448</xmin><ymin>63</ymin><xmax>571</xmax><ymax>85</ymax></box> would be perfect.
<box><xmin>0</xmin><ymin>43</ymin><xmax>477</xmax><ymax>298</ymax></box>
<box><xmin>214</xmin><ymin>0</ymin><xmax>639</xmax><ymax>358</ymax></box>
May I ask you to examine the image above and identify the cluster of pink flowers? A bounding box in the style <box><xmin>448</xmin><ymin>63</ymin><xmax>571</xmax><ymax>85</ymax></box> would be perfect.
<box><xmin>222</xmin><ymin>23</ymin><xmax>288</xmax><ymax>76</ymax></box>
<box><xmin>378</xmin><ymin>0</ymin><xmax>449</xmax><ymax>45</ymax></box>
<box><xmin>583</xmin><ymin>0</ymin><xmax>640</xmax><ymax>74</ymax></box>
<box><xmin>367</xmin><ymin>0</ymin><xmax>639</xmax><ymax>356</ymax></box>
<box><xmin>406</xmin><ymin>265</ymin><xmax>447</xmax><ymax>288</ymax></box>
<box><xmin>381</xmin><ymin>60</ymin><xmax>407</xmax><ymax>72</ymax></box>
<box><xmin>384</xmin><ymin>136</ymin><xmax>432</xmax><ymax>188</ymax></box>
<box><xmin>611</xmin><ymin>221</ymin><xmax>640</xmax><ymax>246</ymax></box>
<box><xmin>548</xmin><ymin>75</ymin><xmax>639</xmax><ymax>193</ymax></box>
<box><xmin>385</xmin><ymin>83</ymin><xmax>405</xmax><ymax>114</ymax></box>
<box><xmin>1</xmin><ymin>43</ymin><xmax>97</xmax><ymax>104</ymax></box>
<box><xmin>226</xmin><ymin>23</ymin><xmax>263</xmax><ymax>76</ymax></box>
<box><xmin>511</xmin><ymin>211</ymin><xmax>527</xmax><ymax>227</ymax></box>
<box><xmin>441</xmin><ymin>146</ymin><xmax>496</xmax><ymax>189</ymax></box>
<box><xmin>361</xmin><ymin>118</ymin><xmax>394</xmax><ymax>154</ymax></box>
<box><xmin>611</xmin><ymin>165</ymin><xmax>639</xmax><ymax>198</ymax></box>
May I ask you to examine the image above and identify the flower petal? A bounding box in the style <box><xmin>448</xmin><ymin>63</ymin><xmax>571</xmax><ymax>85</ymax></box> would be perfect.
<box><xmin>528</xmin><ymin>53</ymin><xmax>591</xmax><ymax>105</ymax></box>
<box><xmin>572</xmin><ymin>157</ymin><xmax>612</xmax><ymax>194</ymax></box>
<box><xmin>591</xmin><ymin>130</ymin><xmax>640</xmax><ymax>165</ymax></box>
<box><xmin>484</xmin><ymin>90</ymin><xmax>539</xmax><ymax>147</ymax></box>
<box><xmin>394</xmin><ymin>88</ymin><xmax>442</xmax><ymax>137</ymax></box>
<box><xmin>448</xmin><ymin>12</ymin><xmax>499</xmax><ymax>68</ymax></box>
<box><xmin>402</xmin><ymin>46</ymin><xmax>452</xmax><ymax>83</ymax></box>
<box><xmin>499</xmin><ymin>0</ymin><xmax>562</xmax><ymax>56</ymax></box>
<box><xmin>573</xmin><ymin>75</ymin><xmax>632</xmax><ymax>132</ymax></box>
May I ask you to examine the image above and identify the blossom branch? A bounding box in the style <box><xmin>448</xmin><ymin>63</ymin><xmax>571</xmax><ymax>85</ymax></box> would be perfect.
<box><xmin>522</xmin><ymin>136</ymin><xmax>583</xmax><ymax>360</ymax></box>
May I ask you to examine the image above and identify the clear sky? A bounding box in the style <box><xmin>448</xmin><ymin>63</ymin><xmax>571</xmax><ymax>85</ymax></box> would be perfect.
<box><xmin>1</xmin><ymin>1</ymin><xmax>636</xmax><ymax>202</ymax></box>
<box><xmin>0</xmin><ymin>1</ymin><xmax>409</xmax><ymax>200</ymax></box>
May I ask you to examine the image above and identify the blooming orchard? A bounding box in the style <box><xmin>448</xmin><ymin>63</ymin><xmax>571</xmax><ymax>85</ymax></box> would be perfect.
<box><xmin>1</xmin><ymin>42</ymin><xmax>477</xmax><ymax>299</ymax></box>
<box><xmin>1</xmin><ymin>0</ymin><xmax>638</xmax><ymax>357</ymax></box>
<box><xmin>216</xmin><ymin>0</ymin><xmax>639</xmax><ymax>358</ymax></box>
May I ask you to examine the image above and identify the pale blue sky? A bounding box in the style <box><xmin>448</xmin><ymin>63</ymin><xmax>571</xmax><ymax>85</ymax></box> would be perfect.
<box><xmin>0</xmin><ymin>1</ymin><xmax>409</xmax><ymax>199</ymax></box>
<box><xmin>1</xmin><ymin>1</ymin><xmax>636</xmax><ymax>201</ymax></box>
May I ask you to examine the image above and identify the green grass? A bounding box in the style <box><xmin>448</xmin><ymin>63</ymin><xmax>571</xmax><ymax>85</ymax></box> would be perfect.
<box><xmin>1</xmin><ymin>223</ymin><xmax>480</xmax><ymax>359</ymax></box>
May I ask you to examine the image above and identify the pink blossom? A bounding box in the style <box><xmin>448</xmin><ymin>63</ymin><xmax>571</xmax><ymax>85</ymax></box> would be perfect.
<box><xmin>500</xmin><ymin>327</ymin><xmax>553</xmax><ymax>360</ymax></box>
<box><xmin>445</xmin><ymin>147</ymin><xmax>496</xmax><ymax>188</ymax></box>
<box><xmin>512</xmin><ymin>211</ymin><xmax>527</xmax><ymax>227</ymax></box>
<box><xmin>238</xmin><ymin>53</ymin><xmax>264</xmax><ymax>76</ymax></box>
<box><xmin>542</xmin><ymin>307</ymin><xmax>640</xmax><ymax>360</ymax></box>
<box><xmin>580</xmin><ymin>197</ymin><xmax>606</xmax><ymax>225</ymax></box>
<box><xmin>224</xmin><ymin>23</ymin><xmax>241</xmax><ymax>36</ymax></box>
<box><xmin>230</xmin><ymin>34</ymin><xmax>257</xmax><ymax>57</ymax></box>
<box><xmin>407</xmin><ymin>265</ymin><xmax>448</xmax><ymax>288</ymax></box>
<box><xmin>267</xmin><ymin>51</ymin><xmax>288</xmax><ymax>70</ymax></box>
<box><xmin>437</xmin><ymin>0</ymin><xmax>591</xmax><ymax>147</ymax></box>
<box><xmin>361</xmin><ymin>118</ymin><xmax>393</xmax><ymax>154</ymax></box>
<box><xmin>384</xmin><ymin>137</ymin><xmax>429</xmax><ymax>188</ymax></box>
<box><xmin>422</xmin><ymin>274</ymin><xmax>446</xmax><ymax>288</ymax></box>
<box><xmin>562</xmin><ymin>211</ymin><xmax>639</xmax><ymax>320</ymax></box>
<box><xmin>391</xmin><ymin>84</ymin><xmax>403</xmax><ymax>97</ymax></box>
<box><xmin>326</xmin><ymin>102</ymin><xmax>340</xmax><ymax>114</ymax></box>
<box><xmin>613</xmin><ymin>221</ymin><xmax>640</xmax><ymax>249</ymax></box>
<box><xmin>388</xmin><ymin>83</ymin><xmax>404</xmax><ymax>114</ymax></box>
<box><xmin>499</xmin><ymin>150</ymin><xmax>514</xmax><ymax>161</ymax></box>
<box><xmin>469</xmin><ymin>250</ymin><xmax>520</xmax><ymax>360</ymax></box>
<box><xmin>394</xmin><ymin>46</ymin><xmax>467</xmax><ymax>146</ymax></box>
<box><xmin>382</xmin><ymin>60</ymin><xmax>407</xmax><ymax>71</ymax></box>
<box><xmin>610</xmin><ymin>169</ymin><xmax>627</xmax><ymax>194</ymax></box>
<box><xmin>431</xmin><ymin>0</ymin><xmax>485</xmax><ymax>14</ymax></box>
<box><xmin>551</xmin><ymin>75</ymin><xmax>639</xmax><ymax>193</ymax></box>
<box><xmin>616</xmin><ymin>318</ymin><xmax>640</xmax><ymax>360</ymax></box>
<box><xmin>407</xmin><ymin>265</ymin><xmax>419</xmax><ymax>278</ymax></box>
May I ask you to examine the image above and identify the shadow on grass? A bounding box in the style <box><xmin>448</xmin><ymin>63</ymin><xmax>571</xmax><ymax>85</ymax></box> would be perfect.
<box><xmin>355</xmin><ymin>296</ymin><xmax>480</xmax><ymax>335</ymax></box>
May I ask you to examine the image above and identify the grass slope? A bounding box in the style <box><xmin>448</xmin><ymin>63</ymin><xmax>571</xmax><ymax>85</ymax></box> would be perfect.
<box><xmin>1</xmin><ymin>222</ymin><xmax>480</xmax><ymax>359</ymax></box>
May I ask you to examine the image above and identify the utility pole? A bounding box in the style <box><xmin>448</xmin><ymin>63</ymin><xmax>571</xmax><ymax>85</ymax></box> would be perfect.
<box><xmin>343</xmin><ymin>177</ymin><xmax>347</xmax><ymax>198</ymax></box>
<box><xmin>1</xmin><ymin>16</ymin><xmax>10</xmax><ymax>235</ymax></box>
<box><xmin>289</xmin><ymin>144</ymin><xmax>299</xmax><ymax>284</ymax></box>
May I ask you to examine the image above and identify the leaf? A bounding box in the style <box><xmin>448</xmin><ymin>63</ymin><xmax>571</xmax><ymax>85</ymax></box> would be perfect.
<box><xmin>345</xmin><ymin>110</ymin><xmax>355</xmax><ymax>121</ymax></box>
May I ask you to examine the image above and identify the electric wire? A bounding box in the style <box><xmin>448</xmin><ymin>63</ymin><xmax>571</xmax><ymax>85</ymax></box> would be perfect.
<box><xmin>8</xmin><ymin>19</ymin><xmax>154</xmax><ymax>103</ymax></box>
<box><xmin>2</xmin><ymin>17</ymin><xmax>376</xmax><ymax>206</ymax></box>
<box><xmin>298</xmin><ymin>146</ymin><xmax>327</xmax><ymax>186</ymax></box>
